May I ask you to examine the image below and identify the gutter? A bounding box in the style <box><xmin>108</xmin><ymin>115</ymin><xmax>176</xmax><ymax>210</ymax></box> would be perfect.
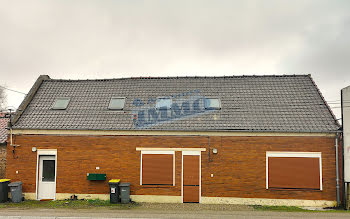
<box><xmin>9</xmin><ymin>127</ymin><xmax>341</xmax><ymax>134</ymax></box>
<box><xmin>336</xmin><ymin>132</ymin><xmax>340</xmax><ymax>207</ymax></box>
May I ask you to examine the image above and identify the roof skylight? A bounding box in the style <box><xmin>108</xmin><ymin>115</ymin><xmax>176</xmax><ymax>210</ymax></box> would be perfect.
<box><xmin>204</xmin><ymin>98</ymin><xmax>221</xmax><ymax>110</ymax></box>
<box><xmin>108</xmin><ymin>97</ymin><xmax>126</xmax><ymax>110</ymax></box>
<box><xmin>52</xmin><ymin>98</ymin><xmax>70</xmax><ymax>110</ymax></box>
<box><xmin>156</xmin><ymin>98</ymin><xmax>172</xmax><ymax>109</ymax></box>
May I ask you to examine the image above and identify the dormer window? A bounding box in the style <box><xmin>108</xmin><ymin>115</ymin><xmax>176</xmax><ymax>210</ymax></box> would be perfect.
<box><xmin>204</xmin><ymin>98</ymin><xmax>221</xmax><ymax>110</ymax></box>
<box><xmin>156</xmin><ymin>98</ymin><xmax>172</xmax><ymax>109</ymax></box>
<box><xmin>108</xmin><ymin>97</ymin><xmax>125</xmax><ymax>110</ymax></box>
<box><xmin>52</xmin><ymin>98</ymin><xmax>70</xmax><ymax>110</ymax></box>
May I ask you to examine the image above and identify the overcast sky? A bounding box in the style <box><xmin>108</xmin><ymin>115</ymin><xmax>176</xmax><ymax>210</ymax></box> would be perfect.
<box><xmin>1</xmin><ymin>0</ymin><xmax>349</xmax><ymax>119</ymax></box>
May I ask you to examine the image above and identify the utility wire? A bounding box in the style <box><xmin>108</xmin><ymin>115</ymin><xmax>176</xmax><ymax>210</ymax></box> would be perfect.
<box><xmin>0</xmin><ymin>85</ymin><xmax>27</xmax><ymax>95</ymax></box>
<box><xmin>0</xmin><ymin>84</ymin><xmax>348</xmax><ymax>103</ymax></box>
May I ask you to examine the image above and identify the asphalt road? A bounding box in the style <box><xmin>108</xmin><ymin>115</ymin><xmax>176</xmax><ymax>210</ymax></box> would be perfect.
<box><xmin>0</xmin><ymin>208</ymin><xmax>350</xmax><ymax>219</ymax></box>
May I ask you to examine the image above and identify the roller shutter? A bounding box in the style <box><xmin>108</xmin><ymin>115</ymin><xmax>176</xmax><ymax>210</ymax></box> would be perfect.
<box><xmin>142</xmin><ymin>154</ymin><xmax>173</xmax><ymax>185</ymax></box>
<box><xmin>268</xmin><ymin>157</ymin><xmax>320</xmax><ymax>189</ymax></box>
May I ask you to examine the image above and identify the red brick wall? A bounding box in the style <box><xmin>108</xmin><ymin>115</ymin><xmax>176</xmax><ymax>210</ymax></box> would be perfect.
<box><xmin>6</xmin><ymin>134</ymin><xmax>337</xmax><ymax>201</ymax></box>
<box><xmin>0</xmin><ymin>144</ymin><xmax>6</xmax><ymax>178</ymax></box>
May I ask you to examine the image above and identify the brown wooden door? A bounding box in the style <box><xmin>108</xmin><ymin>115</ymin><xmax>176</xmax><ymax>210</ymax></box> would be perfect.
<box><xmin>183</xmin><ymin>155</ymin><xmax>200</xmax><ymax>203</ymax></box>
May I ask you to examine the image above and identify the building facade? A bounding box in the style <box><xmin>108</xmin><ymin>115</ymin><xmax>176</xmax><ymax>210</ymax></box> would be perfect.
<box><xmin>6</xmin><ymin>75</ymin><xmax>341</xmax><ymax>206</ymax></box>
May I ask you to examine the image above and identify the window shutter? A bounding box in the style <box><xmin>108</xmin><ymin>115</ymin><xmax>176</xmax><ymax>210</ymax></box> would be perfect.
<box><xmin>268</xmin><ymin>157</ymin><xmax>320</xmax><ymax>189</ymax></box>
<box><xmin>142</xmin><ymin>154</ymin><xmax>173</xmax><ymax>185</ymax></box>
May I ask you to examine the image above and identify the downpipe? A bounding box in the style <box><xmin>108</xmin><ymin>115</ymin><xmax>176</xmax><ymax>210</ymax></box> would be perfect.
<box><xmin>336</xmin><ymin>133</ymin><xmax>340</xmax><ymax>207</ymax></box>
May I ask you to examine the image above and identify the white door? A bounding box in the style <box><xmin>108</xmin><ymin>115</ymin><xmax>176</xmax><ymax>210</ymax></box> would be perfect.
<box><xmin>37</xmin><ymin>155</ymin><xmax>56</xmax><ymax>200</ymax></box>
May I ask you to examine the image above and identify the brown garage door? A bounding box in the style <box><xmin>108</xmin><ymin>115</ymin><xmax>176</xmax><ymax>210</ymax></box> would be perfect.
<box><xmin>183</xmin><ymin>155</ymin><xmax>200</xmax><ymax>203</ymax></box>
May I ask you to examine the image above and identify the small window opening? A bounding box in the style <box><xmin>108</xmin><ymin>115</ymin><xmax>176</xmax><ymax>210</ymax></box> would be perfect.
<box><xmin>52</xmin><ymin>98</ymin><xmax>70</xmax><ymax>110</ymax></box>
<box><xmin>156</xmin><ymin>98</ymin><xmax>172</xmax><ymax>109</ymax></box>
<box><xmin>204</xmin><ymin>98</ymin><xmax>221</xmax><ymax>110</ymax></box>
<box><xmin>108</xmin><ymin>97</ymin><xmax>126</xmax><ymax>110</ymax></box>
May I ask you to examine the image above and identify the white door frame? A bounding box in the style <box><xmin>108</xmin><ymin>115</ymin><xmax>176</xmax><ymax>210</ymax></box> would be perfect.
<box><xmin>181</xmin><ymin>151</ymin><xmax>201</xmax><ymax>203</ymax></box>
<box><xmin>35</xmin><ymin>149</ymin><xmax>57</xmax><ymax>200</ymax></box>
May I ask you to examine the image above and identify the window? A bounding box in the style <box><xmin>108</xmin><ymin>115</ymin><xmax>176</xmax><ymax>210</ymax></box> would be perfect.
<box><xmin>140</xmin><ymin>151</ymin><xmax>175</xmax><ymax>185</ymax></box>
<box><xmin>156</xmin><ymin>98</ymin><xmax>172</xmax><ymax>109</ymax></box>
<box><xmin>108</xmin><ymin>97</ymin><xmax>125</xmax><ymax>110</ymax></box>
<box><xmin>42</xmin><ymin>160</ymin><xmax>56</xmax><ymax>182</ymax></box>
<box><xmin>204</xmin><ymin>98</ymin><xmax>221</xmax><ymax>110</ymax></box>
<box><xmin>52</xmin><ymin>98</ymin><xmax>70</xmax><ymax>110</ymax></box>
<box><xmin>266</xmin><ymin>152</ymin><xmax>322</xmax><ymax>190</ymax></box>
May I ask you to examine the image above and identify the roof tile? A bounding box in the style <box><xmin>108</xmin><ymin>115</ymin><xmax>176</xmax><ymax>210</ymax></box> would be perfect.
<box><xmin>13</xmin><ymin>75</ymin><xmax>339</xmax><ymax>132</ymax></box>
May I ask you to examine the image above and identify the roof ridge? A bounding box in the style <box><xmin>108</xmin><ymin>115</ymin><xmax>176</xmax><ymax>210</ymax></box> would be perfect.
<box><xmin>47</xmin><ymin>74</ymin><xmax>310</xmax><ymax>82</ymax></box>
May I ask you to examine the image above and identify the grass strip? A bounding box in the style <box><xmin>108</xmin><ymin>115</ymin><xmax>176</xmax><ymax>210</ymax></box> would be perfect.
<box><xmin>0</xmin><ymin>199</ymin><xmax>138</xmax><ymax>209</ymax></box>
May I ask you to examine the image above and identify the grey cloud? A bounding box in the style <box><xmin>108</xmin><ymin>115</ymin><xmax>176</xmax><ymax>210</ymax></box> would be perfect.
<box><xmin>0</xmin><ymin>0</ymin><xmax>349</xmax><ymax>118</ymax></box>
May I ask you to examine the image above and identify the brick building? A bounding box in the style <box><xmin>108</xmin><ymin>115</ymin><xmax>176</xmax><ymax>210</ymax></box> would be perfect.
<box><xmin>0</xmin><ymin>113</ymin><xmax>9</xmax><ymax>178</ymax></box>
<box><xmin>6</xmin><ymin>75</ymin><xmax>341</xmax><ymax>207</ymax></box>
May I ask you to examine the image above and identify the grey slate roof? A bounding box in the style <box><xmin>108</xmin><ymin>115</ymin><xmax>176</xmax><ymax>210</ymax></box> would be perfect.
<box><xmin>12</xmin><ymin>75</ymin><xmax>340</xmax><ymax>132</ymax></box>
